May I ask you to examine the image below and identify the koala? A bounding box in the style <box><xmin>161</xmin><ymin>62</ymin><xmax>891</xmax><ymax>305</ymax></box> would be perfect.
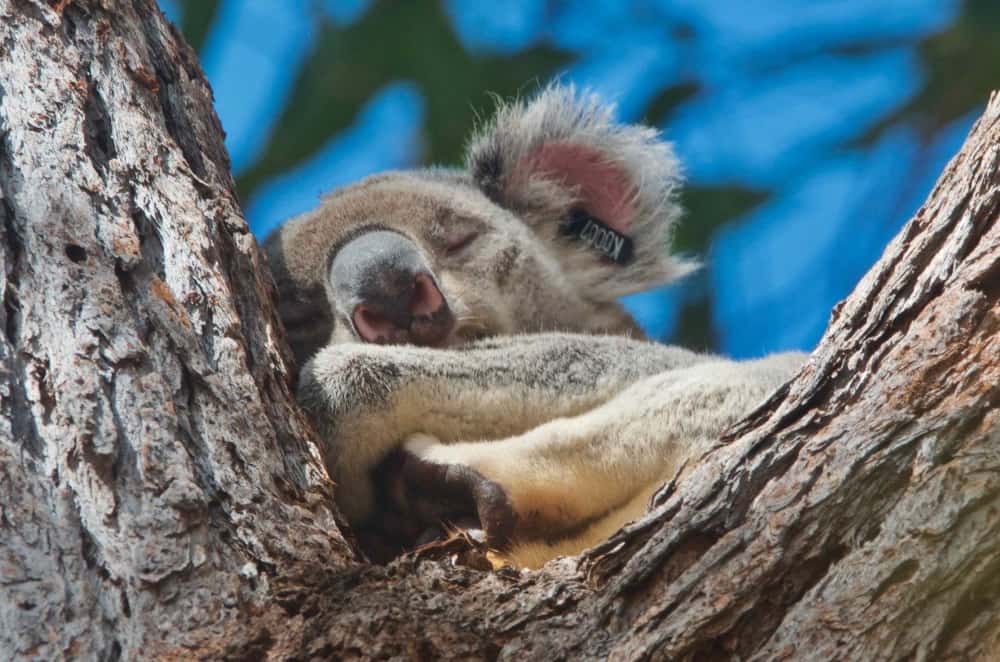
<box><xmin>265</xmin><ymin>85</ymin><xmax>807</xmax><ymax>568</ymax></box>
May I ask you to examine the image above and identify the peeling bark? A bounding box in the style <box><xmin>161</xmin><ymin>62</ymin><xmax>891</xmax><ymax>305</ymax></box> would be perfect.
<box><xmin>0</xmin><ymin>2</ymin><xmax>997</xmax><ymax>661</ymax></box>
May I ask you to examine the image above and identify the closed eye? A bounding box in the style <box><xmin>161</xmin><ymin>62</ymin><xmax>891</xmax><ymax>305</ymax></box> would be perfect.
<box><xmin>444</xmin><ymin>232</ymin><xmax>479</xmax><ymax>256</ymax></box>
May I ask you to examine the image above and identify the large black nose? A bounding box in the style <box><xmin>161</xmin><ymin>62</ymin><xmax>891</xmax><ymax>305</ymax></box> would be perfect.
<box><xmin>330</xmin><ymin>230</ymin><xmax>454</xmax><ymax>346</ymax></box>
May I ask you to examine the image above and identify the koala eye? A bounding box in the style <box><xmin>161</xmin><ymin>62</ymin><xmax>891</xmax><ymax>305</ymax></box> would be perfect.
<box><xmin>444</xmin><ymin>232</ymin><xmax>479</xmax><ymax>256</ymax></box>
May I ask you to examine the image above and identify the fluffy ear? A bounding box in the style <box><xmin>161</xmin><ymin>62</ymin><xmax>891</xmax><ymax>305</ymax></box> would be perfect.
<box><xmin>466</xmin><ymin>84</ymin><xmax>695</xmax><ymax>299</ymax></box>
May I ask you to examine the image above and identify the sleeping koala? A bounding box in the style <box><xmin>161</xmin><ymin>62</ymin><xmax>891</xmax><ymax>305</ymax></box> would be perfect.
<box><xmin>265</xmin><ymin>85</ymin><xmax>806</xmax><ymax>568</ymax></box>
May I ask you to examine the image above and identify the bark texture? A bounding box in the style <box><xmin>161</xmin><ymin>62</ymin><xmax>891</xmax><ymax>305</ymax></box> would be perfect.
<box><xmin>1</xmin><ymin>1</ymin><xmax>998</xmax><ymax>660</ymax></box>
<box><xmin>0</xmin><ymin>1</ymin><xmax>352</xmax><ymax>659</ymax></box>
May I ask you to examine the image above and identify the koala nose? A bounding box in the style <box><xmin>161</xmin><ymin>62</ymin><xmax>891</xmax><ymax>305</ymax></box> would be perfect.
<box><xmin>330</xmin><ymin>230</ymin><xmax>455</xmax><ymax>346</ymax></box>
<box><xmin>352</xmin><ymin>272</ymin><xmax>451</xmax><ymax>345</ymax></box>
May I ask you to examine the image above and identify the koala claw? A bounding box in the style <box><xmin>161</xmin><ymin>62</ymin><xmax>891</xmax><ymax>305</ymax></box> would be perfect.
<box><xmin>398</xmin><ymin>435</ymin><xmax>517</xmax><ymax>549</ymax></box>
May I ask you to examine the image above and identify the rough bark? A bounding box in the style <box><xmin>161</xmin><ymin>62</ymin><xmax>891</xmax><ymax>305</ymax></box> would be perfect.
<box><xmin>0</xmin><ymin>1</ymin><xmax>352</xmax><ymax>659</ymax></box>
<box><xmin>0</xmin><ymin>1</ymin><xmax>997</xmax><ymax>661</ymax></box>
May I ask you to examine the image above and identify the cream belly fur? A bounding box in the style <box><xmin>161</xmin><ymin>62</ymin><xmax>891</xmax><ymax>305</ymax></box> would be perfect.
<box><xmin>401</xmin><ymin>351</ymin><xmax>805</xmax><ymax>569</ymax></box>
<box><xmin>509</xmin><ymin>483</ymin><xmax>659</xmax><ymax>570</ymax></box>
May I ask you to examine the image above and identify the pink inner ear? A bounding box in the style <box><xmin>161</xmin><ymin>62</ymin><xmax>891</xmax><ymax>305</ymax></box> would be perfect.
<box><xmin>521</xmin><ymin>142</ymin><xmax>636</xmax><ymax>233</ymax></box>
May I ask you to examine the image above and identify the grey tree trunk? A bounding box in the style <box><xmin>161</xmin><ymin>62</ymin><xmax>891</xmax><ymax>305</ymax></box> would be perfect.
<box><xmin>0</xmin><ymin>1</ymin><xmax>352</xmax><ymax>659</ymax></box>
<box><xmin>1</xmin><ymin>1</ymin><xmax>997</xmax><ymax>660</ymax></box>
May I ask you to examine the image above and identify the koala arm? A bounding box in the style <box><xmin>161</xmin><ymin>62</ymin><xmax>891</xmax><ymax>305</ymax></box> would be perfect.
<box><xmin>400</xmin><ymin>351</ymin><xmax>807</xmax><ymax>546</ymax></box>
<box><xmin>296</xmin><ymin>333</ymin><xmax>711</xmax><ymax>523</ymax></box>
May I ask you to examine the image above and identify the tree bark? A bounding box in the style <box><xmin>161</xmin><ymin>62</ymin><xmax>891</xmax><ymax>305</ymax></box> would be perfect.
<box><xmin>1</xmin><ymin>1</ymin><xmax>997</xmax><ymax>661</ymax></box>
<box><xmin>0</xmin><ymin>1</ymin><xmax>352</xmax><ymax>659</ymax></box>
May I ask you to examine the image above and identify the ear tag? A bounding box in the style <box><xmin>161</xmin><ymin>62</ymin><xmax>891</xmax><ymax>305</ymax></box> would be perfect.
<box><xmin>559</xmin><ymin>209</ymin><xmax>634</xmax><ymax>265</ymax></box>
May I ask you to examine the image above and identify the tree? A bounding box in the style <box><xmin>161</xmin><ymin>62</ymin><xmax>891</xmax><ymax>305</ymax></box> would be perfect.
<box><xmin>1</xmin><ymin>2</ymin><xmax>997</xmax><ymax>659</ymax></box>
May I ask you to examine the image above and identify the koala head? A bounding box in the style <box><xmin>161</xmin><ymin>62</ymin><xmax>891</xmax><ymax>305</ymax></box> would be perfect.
<box><xmin>265</xmin><ymin>85</ymin><xmax>693</xmax><ymax>366</ymax></box>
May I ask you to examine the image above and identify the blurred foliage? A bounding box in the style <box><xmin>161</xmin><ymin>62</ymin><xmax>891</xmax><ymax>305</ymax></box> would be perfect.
<box><xmin>233</xmin><ymin>0</ymin><xmax>571</xmax><ymax>199</ymax></box>
<box><xmin>676</xmin><ymin>186</ymin><xmax>768</xmax><ymax>255</ymax></box>
<box><xmin>670</xmin><ymin>185</ymin><xmax>768</xmax><ymax>350</ymax></box>
<box><xmin>178</xmin><ymin>0</ymin><xmax>220</xmax><ymax>54</ymax></box>
<box><xmin>865</xmin><ymin>0</ymin><xmax>1000</xmax><ymax>143</ymax></box>
<box><xmin>644</xmin><ymin>81</ymin><xmax>702</xmax><ymax>128</ymax></box>
<box><xmin>172</xmin><ymin>0</ymin><xmax>999</xmax><ymax>351</ymax></box>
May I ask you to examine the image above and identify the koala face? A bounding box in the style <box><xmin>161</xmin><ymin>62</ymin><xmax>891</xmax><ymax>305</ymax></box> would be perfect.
<box><xmin>265</xmin><ymin>86</ymin><xmax>694</xmax><ymax>366</ymax></box>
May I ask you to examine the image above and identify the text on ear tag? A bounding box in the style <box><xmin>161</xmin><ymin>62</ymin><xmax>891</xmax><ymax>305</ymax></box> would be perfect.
<box><xmin>560</xmin><ymin>209</ymin><xmax>634</xmax><ymax>265</ymax></box>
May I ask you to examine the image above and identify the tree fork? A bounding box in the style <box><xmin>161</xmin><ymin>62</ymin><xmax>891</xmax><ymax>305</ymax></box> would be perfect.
<box><xmin>0</xmin><ymin>1</ymin><xmax>997</xmax><ymax>660</ymax></box>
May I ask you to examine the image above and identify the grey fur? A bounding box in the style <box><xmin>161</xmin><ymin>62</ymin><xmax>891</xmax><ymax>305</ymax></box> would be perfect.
<box><xmin>297</xmin><ymin>334</ymin><xmax>709</xmax><ymax>520</ymax></box>
<box><xmin>467</xmin><ymin>84</ymin><xmax>695</xmax><ymax>297</ymax></box>
<box><xmin>265</xmin><ymin>85</ymin><xmax>807</xmax><ymax>565</ymax></box>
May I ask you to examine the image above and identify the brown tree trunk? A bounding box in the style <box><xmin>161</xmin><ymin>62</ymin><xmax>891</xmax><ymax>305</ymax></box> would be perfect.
<box><xmin>1</xmin><ymin>1</ymin><xmax>997</xmax><ymax>660</ymax></box>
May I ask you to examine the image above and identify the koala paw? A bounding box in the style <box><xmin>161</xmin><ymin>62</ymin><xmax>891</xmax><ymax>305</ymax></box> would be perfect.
<box><xmin>394</xmin><ymin>434</ymin><xmax>517</xmax><ymax>549</ymax></box>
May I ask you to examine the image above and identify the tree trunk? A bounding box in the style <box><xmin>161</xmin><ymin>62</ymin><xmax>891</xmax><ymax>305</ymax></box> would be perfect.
<box><xmin>1</xmin><ymin>1</ymin><xmax>997</xmax><ymax>660</ymax></box>
<box><xmin>0</xmin><ymin>1</ymin><xmax>352</xmax><ymax>658</ymax></box>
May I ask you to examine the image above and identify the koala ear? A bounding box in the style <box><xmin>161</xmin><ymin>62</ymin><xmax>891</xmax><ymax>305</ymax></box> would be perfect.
<box><xmin>466</xmin><ymin>84</ymin><xmax>695</xmax><ymax>299</ymax></box>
